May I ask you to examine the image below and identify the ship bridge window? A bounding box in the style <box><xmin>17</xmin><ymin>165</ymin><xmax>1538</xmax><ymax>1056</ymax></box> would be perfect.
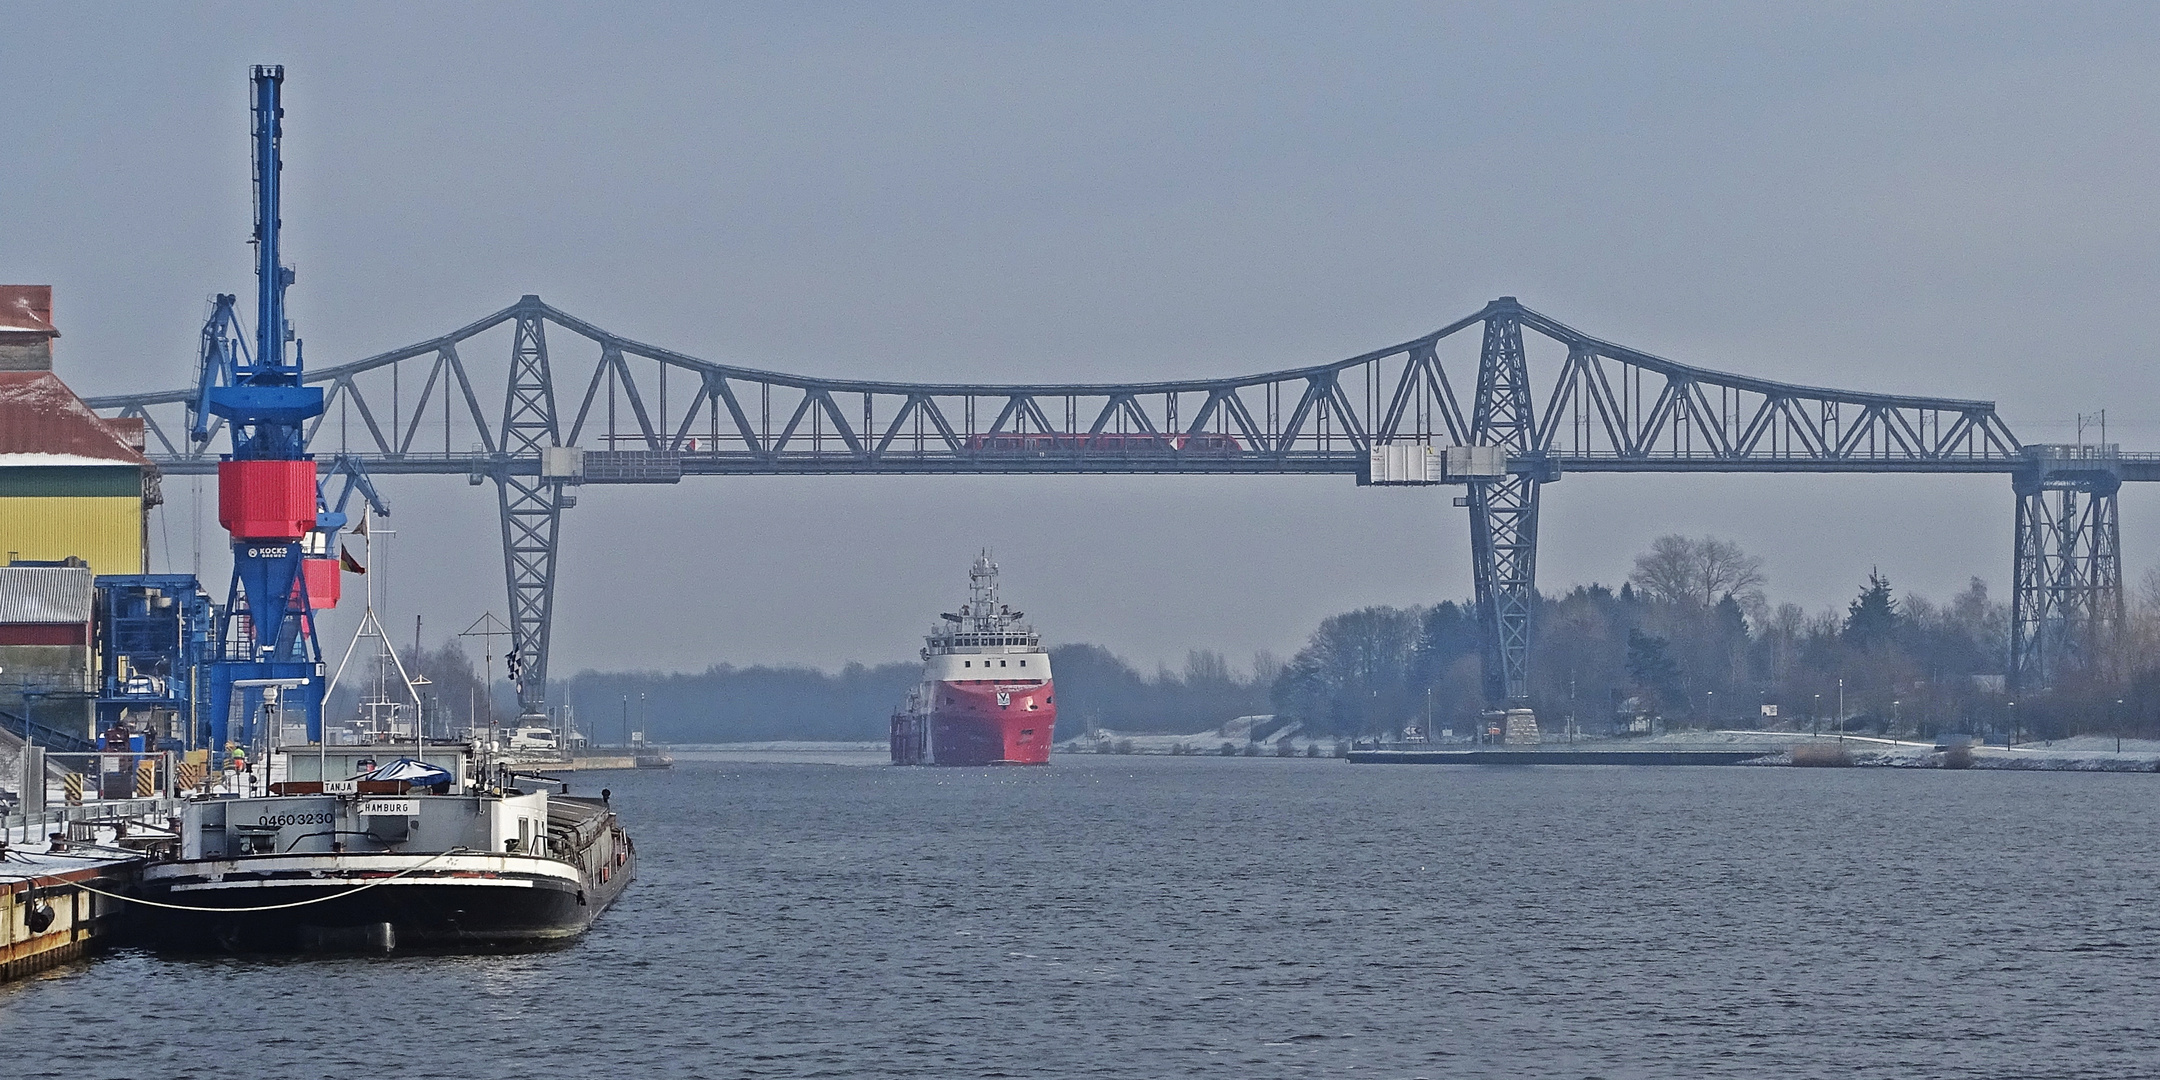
<box><xmin>1000</xmin><ymin>660</ymin><xmax>1007</xmax><ymax>667</ymax></box>
<box><xmin>963</xmin><ymin>661</ymin><xmax>971</xmax><ymax>667</ymax></box>
<box><xmin>1020</xmin><ymin>660</ymin><xmax>1027</xmax><ymax>667</ymax></box>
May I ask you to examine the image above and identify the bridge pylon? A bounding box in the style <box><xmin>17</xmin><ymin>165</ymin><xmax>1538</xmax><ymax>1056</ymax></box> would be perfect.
<box><xmin>1467</xmin><ymin>300</ymin><xmax>1544</xmax><ymax>704</ymax></box>
<box><xmin>495</xmin><ymin>297</ymin><xmax>569</xmax><ymax>714</ymax></box>
<box><xmin>2010</xmin><ymin>448</ymin><xmax>2125</xmax><ymax>692</ymax></box>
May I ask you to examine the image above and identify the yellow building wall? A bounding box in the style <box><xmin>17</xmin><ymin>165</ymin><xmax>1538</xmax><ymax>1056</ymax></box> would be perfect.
<box><xmin>0</xmin><ymin>496</ymin><xmax>145</xmax><ymax>577</ymax></box>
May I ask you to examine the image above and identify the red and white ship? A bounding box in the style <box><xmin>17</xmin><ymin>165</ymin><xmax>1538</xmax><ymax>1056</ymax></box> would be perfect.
<box><xmin>891</xmin><ymin>553</ymin><xmax>1055</xmax><ymax>765</ymax></box>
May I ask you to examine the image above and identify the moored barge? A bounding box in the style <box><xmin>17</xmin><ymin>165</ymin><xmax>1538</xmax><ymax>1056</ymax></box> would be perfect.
<box><xmin>134</xmin><ymin>743</ymin><xmax>634</xmax><ymax>952</ymax></box>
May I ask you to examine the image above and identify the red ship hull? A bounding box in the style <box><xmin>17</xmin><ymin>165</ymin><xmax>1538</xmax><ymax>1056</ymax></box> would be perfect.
<box><xmin>891</xmin><ymin>679</ymin><xmax>1055</xmax><ymax>765</ymax></box>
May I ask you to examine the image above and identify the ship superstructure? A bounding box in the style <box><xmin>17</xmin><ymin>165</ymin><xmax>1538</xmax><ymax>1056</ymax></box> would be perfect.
<box><xmin>891</xmin><ymin>553</ymin><xmax>1055</xmax><ymax>765</ymax></box>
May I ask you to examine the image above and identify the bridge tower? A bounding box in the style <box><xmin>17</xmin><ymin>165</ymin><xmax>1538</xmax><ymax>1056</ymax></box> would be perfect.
<box><xmin>1467</xmin><ymin>299</ymin><xmax>1544</xmax><ymax>704</ymax></box>
<box><xmin>2010</xmin><ymin>449</ymin><xmax>2125</xmax><ymax>691</ymax></box>
<box><xmin>496</xmin><ymin>297</ymin><xmax>569</xmax><ymax>714</ymax></box>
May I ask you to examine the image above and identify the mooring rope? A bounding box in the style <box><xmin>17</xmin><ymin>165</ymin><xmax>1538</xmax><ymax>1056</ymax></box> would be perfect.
<box><xmin>0</xmin><ymin>847</ymin><xmax>481</xmax><ymax>913</ymax></box>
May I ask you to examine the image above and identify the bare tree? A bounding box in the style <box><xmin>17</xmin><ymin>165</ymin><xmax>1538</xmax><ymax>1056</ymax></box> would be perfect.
<box><xmin>1629</xmin><ymin>534</ymin><xmax>1767</xmax><ymax>608</ymax></box>
<box><xmin>1271</xmin><ymin>606</ymin><xmax>1426</xmax><ymax>735</ymax></box>
<box><xmin>1629</xmin><ymin>535</ymin><xmax>1700</xmax><ymax>606</ymax></box>
<box><xmin>1698</xmin><ymin>537</ymin><xmax>1768</xmax><ymax>609</ymax></box>
<box><xmin>1183</xmin><ymin>649</ymin><xmax>1233</xmax><ymax>688</ymax></box>
<box><xmin>1761</xmin><ymin>601</ymin><xmax>1808</xmax><ymax>682</ymax></box>
<box><xmin>2116</xmin><ymin>567</ymin><xmax>2160</xmax><ymax>673</ymax></box>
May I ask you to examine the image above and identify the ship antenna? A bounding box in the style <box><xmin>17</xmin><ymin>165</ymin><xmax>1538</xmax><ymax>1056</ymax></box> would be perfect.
<box><xmin>968</xmin><ymin>549</ymin><xmax>1003</xmax><ymax>633</ymax></box>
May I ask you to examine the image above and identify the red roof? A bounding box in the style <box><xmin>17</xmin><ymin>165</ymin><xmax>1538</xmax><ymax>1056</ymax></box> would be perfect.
<box><xmin>0</xmin><ymin>371</ymin><xmax>149</xmax><ymax>464</ymax></box>
<box><xmin>0</xmin><ymin>286</ymin><xmax>57</xmax><ymax>337</ymax></box>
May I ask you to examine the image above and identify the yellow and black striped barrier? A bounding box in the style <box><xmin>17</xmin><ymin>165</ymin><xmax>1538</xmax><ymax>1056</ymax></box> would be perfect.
<box><xmin>135</xmin><ymin>759</ymin><xmax>157</xmax><ymax>798</ymax></box>
<box><xmin>63</xmin><ymin>773</ymin><xmax>83</xmax><ymax>806</ymax></box>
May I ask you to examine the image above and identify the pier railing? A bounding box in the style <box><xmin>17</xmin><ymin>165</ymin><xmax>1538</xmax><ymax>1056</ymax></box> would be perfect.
<box><xmin>1</xmin><ymin>796</ymin><xmax>178</xmax><ymax>848</ymax></box>
<box><xmin>5</xmin><ymin>751</ymin><xmax>178</xmax><ymax>825</ymax></box>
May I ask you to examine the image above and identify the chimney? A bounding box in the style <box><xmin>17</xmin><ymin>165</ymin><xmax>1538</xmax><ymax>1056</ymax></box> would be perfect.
<box><xmin>0</xmin><ymin>286</ymin><xmax>59</xmax><ymax>371</ymax></box>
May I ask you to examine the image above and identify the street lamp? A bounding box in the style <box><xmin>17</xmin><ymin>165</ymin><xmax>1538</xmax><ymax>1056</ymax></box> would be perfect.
<box><xmin>1837</xmin><ymin>677</ymin><xmax>1845</xmax><ymax>742</ymax></box>
<box><xmin>1891</xmin><ymin>699</ymin><xmax>1900</xmax><ymax>745</ymax></box>
<box><xmin>2116</xmin><ymin>699</ymin><xmax>2125</xmax><ymax>753</ymax></box>
<box><xmin>1813</xmin><ymin>693</ymin><xmax>1822</xmax><ymax>735</ymax></box>
<box><xmin>1707</xmin><ymin>689</ymin><xmax>1715</xmax><ymax>726</ymax></box>
<box><xmin>2007</xmin><ymin>700</ymin><xmax>2016</xmax><ymax>748</ymax></box>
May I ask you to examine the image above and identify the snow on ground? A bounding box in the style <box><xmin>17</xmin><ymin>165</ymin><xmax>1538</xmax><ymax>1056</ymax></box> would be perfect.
<box><xmin>673</xmin><ymin>741</ymin><xmax>889</xmax><ymax>765</ymax></box>
<box><xmin>1705</xmin><ymin>729</ymin><xmax>2160</xmax><ymax>771</ymax></box>
<box><xmin>665</xmin><ymin>731</ymin><xmax>2160</xmax><ymax>770</ymax></box>
<box><xmin>675</xmin><ymin>741</ymin><xmax>887</xmax><ymax>753</ymax></box>
<box><xmin>1059</xmin><ymin>716</ymin><xmax>1343</xmax><ymax>758</ymax></box>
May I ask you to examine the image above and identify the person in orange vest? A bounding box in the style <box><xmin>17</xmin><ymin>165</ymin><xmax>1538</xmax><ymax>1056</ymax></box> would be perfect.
<box><xmin>226</xmin><ymin>744</ymin><xmax>250</xmax><ymax>793</ymax></box>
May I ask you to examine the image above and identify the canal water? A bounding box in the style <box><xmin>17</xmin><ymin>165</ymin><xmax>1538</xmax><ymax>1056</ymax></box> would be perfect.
<box><xmin>5</xmin><ymin>755</ymin><xmax>2157</xmax><ymax>1078</ymax></box>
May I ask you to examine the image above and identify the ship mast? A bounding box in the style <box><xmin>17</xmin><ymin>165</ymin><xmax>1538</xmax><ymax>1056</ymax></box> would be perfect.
<box><xmin>965</xmin><ymin>551</ymin><xmax>1001</xmax><ymax>635</ymax></box>
<box><xmin>324</xmin><ymin>506</ymin><xmax>423</xmax><ymax>740</ymax></box>
<box><xmin>960</xmin><ymin>551</ymin><xmax>1030</xmax><ymax>639</ymax></box>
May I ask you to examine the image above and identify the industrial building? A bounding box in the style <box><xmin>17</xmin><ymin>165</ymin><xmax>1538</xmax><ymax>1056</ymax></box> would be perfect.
<box><xmin>0</xmin><ymin>285</ymin><xmax>192</xmax><ymax>746</ymax></box>
<box><xmin>0</xmin><ymin>563</ymin><xmax>94</xmax><ymax>741</ymax></box>
<box><xmin>0</xmin><ymin>285</ymin><xmax>159</xmax><ymax>579</ymax></box>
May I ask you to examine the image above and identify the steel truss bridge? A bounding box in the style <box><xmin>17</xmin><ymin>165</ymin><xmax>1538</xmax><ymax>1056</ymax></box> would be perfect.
<box><xmin>89</xmin><ymin>295</ymin><xmax>2149</xmax><ymax>713</ymax></box>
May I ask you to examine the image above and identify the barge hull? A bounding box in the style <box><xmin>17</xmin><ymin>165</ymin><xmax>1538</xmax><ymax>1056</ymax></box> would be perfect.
<box><xmin>134</xmin><ymin>856</ymin><xmax>634</xmax><ymax>952</ymax></box>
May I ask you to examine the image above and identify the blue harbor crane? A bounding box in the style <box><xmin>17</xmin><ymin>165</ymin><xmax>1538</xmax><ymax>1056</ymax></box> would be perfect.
<box><xmin>192</xmin><ymin>65</ymin><xmax>329</xmax><ymax>753</ymax></box>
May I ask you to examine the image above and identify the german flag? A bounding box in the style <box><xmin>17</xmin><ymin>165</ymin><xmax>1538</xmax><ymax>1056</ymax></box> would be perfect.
<box><xmin>340</xmin><ymin>545</ymin><xmax>367</xmax><ymax>574</ymax></box>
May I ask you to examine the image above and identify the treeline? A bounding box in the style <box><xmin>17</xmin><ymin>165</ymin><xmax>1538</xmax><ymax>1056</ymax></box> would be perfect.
<box><xmin>1044</xmin><ymin>646</ymin><xmax>1274</xmax><ymax>734</ymax></box>
<box><xmin>1270</xmin><ymin>533</ymin><xmax>2160</xmax><ymax>741</ymax></box>
<box><xmin>541</xmin><ymin>645</ymin><xmax>1274</xmax><ymax>743</ymax></box>
<box><xmin>326</xmin><ymin>641</ymin><xmax>501</xmax><ymax>737</ymax></box>
<box><xmin>556</xmin><ymin>662</ymin><xmax>917</xmax><ymax>743</ymax></box>
<box><xmin>346</xmin><ymin>532</ymin><xmax>2158</xmax><ymax>744</ymax></box>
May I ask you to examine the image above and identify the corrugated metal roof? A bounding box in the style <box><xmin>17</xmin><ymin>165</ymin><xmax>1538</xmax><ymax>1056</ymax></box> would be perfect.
<box><xmin>0</xmin><ymin>565</ymin><xmax>93</xmax><ymax>624</ymax></box>
<box><xmin>0</xmin><ymin>372</ymin><xmax>146</xmax><ymax>464</ymax></box>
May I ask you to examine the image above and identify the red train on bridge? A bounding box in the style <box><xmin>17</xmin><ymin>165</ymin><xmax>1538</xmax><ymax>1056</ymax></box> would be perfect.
<box><xmin>962</xmin><ymin>431</ymin><xmax>1242</xmax><ymax>454</ymax></box>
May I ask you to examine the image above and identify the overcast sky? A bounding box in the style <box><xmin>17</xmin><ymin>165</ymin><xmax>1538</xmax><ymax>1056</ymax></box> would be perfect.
<box><xmin>9</xmin><ymin>3</ymin><xmax>2160</xmax><ymax>678</ymax></box>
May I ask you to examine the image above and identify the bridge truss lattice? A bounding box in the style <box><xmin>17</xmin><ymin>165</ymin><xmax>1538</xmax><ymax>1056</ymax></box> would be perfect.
<box><xmin>91</xmin><ymin>295</ymin><xmax>2141</xmax><ymax>713</ymax></box>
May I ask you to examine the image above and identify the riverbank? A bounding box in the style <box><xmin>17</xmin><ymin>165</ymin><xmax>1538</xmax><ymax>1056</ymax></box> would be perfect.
<box><xmin>664</xmin><ymin>731</ymin><xmax>2160</xmax><ymax>771</ymax></box>
<box><xmin>1742</xmin><ymin>732</ymin><xmax>2160</xmax><ymax>771</ymax></box>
